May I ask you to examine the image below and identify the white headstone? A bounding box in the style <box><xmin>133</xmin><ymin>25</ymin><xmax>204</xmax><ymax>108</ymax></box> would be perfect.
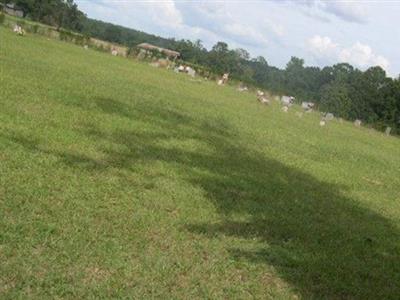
<box><xmin>385</xmin><ymin>127</ymin><xmax>391</xmax><ymax>136</ymax></box>
<box><xmin>282</xmin><ymin>106</ymin><xmax>289</xmax><ymax>112</ymax></box>
<box><xmin>354</xmin><ymin>119</ymin><xmax>362</xmax><ymax>127</ymax></box>
<box><xmin>320</xmin><ymin>120</ymin><xmax>326</xmax><ymax>126</ymax></box>
<box><xmin>186</xmin><ymin>67</ymin><xmax>196</xmax><ymax>77</ymax></box>
<box><xmin>295</xmin><ymin>112</ymin><xmax>303</xmax><ymax>118</ymax></box>
<box><xmin>325</xmin><ymin>113</ymin><xmax>334</xmax><ymax>121</ymax></box>
<box><xmin>281</xmin><ymin>96</ymin><xmax>294</xmax><ymax>107</ymax></box>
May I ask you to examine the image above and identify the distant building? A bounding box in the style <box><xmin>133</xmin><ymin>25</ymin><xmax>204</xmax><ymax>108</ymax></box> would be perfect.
<box><xmin>1</xmin><ymin>3</ymin><xmax>24</xmax><ymax>18</ymax></box>
<box><xmin>137</xmin><ymin>43</ymin><xmax>180</xmax><ymax>60</ymax></box>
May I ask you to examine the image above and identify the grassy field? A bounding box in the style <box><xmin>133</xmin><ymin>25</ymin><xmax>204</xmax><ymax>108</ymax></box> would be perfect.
<box><xmin>1</xmin><ymin>26</ymin><xmax>400</xmax><ymax>299</ymax></box>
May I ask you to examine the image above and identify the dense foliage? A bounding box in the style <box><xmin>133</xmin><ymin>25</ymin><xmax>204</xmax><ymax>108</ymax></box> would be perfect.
<box><xmin>4</xmin><ymin>0</ymin><xmax>400</xmax><ymax>133</ymax></box>
<box><xmin>80</xmin><ymin>18</ymin><xmax>172</xmax><ymax>48</ymax></box>
<box><xmin>4</xmin><ymin>0</ymin><xmax>85</xmax><ymax>31</ymax></box>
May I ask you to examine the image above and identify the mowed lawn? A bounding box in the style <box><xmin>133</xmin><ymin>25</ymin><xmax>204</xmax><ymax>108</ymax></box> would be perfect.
<box><xmin>1</xmin><ymin>26</ymin><xmax>400</xmax><ymax>299</ymax></box>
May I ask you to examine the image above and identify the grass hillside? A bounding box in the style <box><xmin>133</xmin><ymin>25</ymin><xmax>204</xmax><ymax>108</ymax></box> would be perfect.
<box><xmin>1</xmin><ymin>27</ymin><xmax>400</xmax><ymax>299</ymax></box>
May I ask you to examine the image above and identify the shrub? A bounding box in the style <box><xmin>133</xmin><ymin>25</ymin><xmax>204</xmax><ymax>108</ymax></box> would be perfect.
<box><xmin>32</xmin><ymin>24</ymin><xmax>39</xmax><ymax>34</ymax></box>
<box><xmin>16</xmin><ymin>20</ymin><xmax>26</xmax><ymax>27</ymax></box>
<box><xmin>59</xmin><ymin>29</ymin><xmax>75</xmax><ymax>42</ymax></box>
<box><xmin>83</xmin><ymin>34</ymin><xmax>90</xmax><ymax>44</ymax></box>
<box><xmin>75</xmin><ymin>34</ymin><xmax>85</xmax><ymax>46</ymax></box>
<box><xmin>127</xmin><ymin>47</ymin><xmax>140</xmax><ymax>58</ymax></box>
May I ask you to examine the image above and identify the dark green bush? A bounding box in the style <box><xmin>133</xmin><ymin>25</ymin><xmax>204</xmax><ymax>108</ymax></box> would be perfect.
<box><xmin>83</xmin><ymin>34</ymin><xmax>90</xmax><ymax>44</ymax></box>
<box><xmin>16</xmin><ymin>20</ymin><xmax>26</xmax><ymax>27</ymax></box>
<box><xmin>75</xmin><ymin>34</ymin><xmax>85</xmax><ymax>45</ymax></box>
<box><xmin>32</xmin><ymin>24</ymin><xmax>39</xmax><ymax>34</ymax></box>
<box><xmin>59</xmin><ymin>29</ymin><xmax>75</xmax><ymax>42</ymax></box>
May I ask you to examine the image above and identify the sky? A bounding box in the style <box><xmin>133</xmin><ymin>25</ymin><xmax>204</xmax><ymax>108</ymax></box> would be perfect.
<box><xmin>75</xmin><ymin>0</ymin><xmax>400</xmax><ymax>77</ymax></box>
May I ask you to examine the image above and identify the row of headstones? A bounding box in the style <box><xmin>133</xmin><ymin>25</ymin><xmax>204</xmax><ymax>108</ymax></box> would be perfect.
<box><xmin>256</xmin><ymin>91</ymin><xmax>294</xmax><ymax>108</ymax></box>
<box><xmin>251</xmin><ymin>88</ymin><xmax>393</xmax><ymax>136</ymax></box>
<box><xmin>319</xmin><ymin>113</ymin><xmax>392</xmax><ymax>135</ymax></box>
<box><xmin>82</xmin><ymin>44</ymin><xmax>119</xmax><ymax>57</ymax></box>
<box><xmin>12</xmin><ymin>23</ymin><xmax>119</xmax><ymax>55</ymax></box>
<box><xmin>174</xmin><ymin>67</ymin><xmax>395</xmax><ymax>136</ymax></box>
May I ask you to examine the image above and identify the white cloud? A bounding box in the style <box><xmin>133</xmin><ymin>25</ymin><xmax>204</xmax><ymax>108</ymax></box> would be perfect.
<box><xmin>288</xmin><ymin>0</ymin><xmax>368</xmax><ymax>23</ymax></box>
<box><xmin>147</xmin><ymin>0</ymin><xmax>183</xmax><ymax>29</ymax></box>
<box><xmin>308</xmin><ymin>35</ymin><xmax>390</xmax><ymax>72</ymax></box>
<box><xmin>323</xmin><ymin>1</ymin><xmax>368</xmax><ymax>24</ymax></box>
<box><xmin>175</xmin><ymin>1</ymin><xmax>272</xmax><ymax>48</ymax></box>
<box><xmin>308</xmin><ymin>35</ymin><xmax>338</xmax><ymax>56</ymax></box>
<box><xmin>116</xmin><ymin>0</ymin><xmax>184</xmax><ymax>30</ymax></box>
<box><xmin>222</xmin><ymin>23</ymin><xmax>269</xmax><ymax>47</ymax></box>
<box><xmin>338</xmin><ymin>42</ymin><xmax>389</xmax><ymax>71</ymax></box>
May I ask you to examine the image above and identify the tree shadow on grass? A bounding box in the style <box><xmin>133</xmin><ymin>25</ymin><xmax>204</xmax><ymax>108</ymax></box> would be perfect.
<box><xmin>3</xmin><ymin>96</ymin><xmax>400</xmax><ymax>299</ymax></box>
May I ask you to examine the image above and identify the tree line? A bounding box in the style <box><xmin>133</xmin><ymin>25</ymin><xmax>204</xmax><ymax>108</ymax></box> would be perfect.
<box><xmin>5</xmin><ymin>0</ymin><xmax>85</xmax><ymax>31</ymax></box>
<box><xmin>5</xmin><ymin>0</ymin><xmax>400</xmax><ymax>133</ymax></box>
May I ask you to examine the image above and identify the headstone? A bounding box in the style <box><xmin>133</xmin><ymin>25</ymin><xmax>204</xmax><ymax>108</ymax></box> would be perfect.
<box><xmin>295</xmin><ymin>112</ymin><xmax>303</xmax><ymax>118</ymax></box>
<box><xmin>13</xmin><ymin>25</ymin><xmax>25</xmax><ymax>36</ymax></box>
<box><xmin>354</xmin><ymin>119</ymin><xmax>362</xmax><ymax>127</ymax></box>
<box><xmin>238</xmin><ymin>85</ymin><xmax>248</xmax><ymax>92</ymax></box>
<box><xmin>222</xmin><ymin>73</ymin><xmax>229</xmax><ymax>84</ymax></box>
<box><xmin>282</xmin><ymin>106</ymin><xmax>289</xmax><ymax>112</ymax></box>
<box><xmin>320</xmin><ymin>120</ymin><xmax>326</xmax><ymax>126</ymax></box>
<box><xmin>281</xmin><ymin>96</ymin><xmax>294</xmax><ymax>107</ymax></box>
<box><xmin>137</xmin><ymin>50</ymin><xmax>146</xmax><ymax>60</ymax></box>
<box><xmin>111</xmin><ymin>49</ymin><xmax>118</xmax><ymax>56</ymax></box>
<box><xmin>83</xmin><ymin>45</ymin><xmax>88</xmax><ymax>50</ymax></box>
<box><xmin>260</xmin><ymin>97</ymin><xmax>270</xmax><ymax>105</ymax></box>
<box><xmin>302</xmin><ymin>102</ymin><xmax>313</xmax><ymax>109</ymax></box>
<box><xmin>217</xmin><ymin>79</ymin><xmax>224</xmax><ymax>86</ymax></box>
<box><xmin>150</xmin><ymin>62</ymin><xmax>159</xmax><ymax>67</ymax></box>
<box><xmin>186</xmin><ymin>67</ymin><xmax>196</xmax><ymax>77</ymax></box>
<box><xmin>325</xmin><ymin>113</ymin><xmax>334</xmax><ymax>121</ymax></box>
<box><xmin>385</xmin><ymin>127</ymin><xmax>391</xmax><ymax>136</ymax></box>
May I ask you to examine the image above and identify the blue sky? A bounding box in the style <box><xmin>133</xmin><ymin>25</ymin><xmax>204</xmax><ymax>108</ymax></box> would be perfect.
<box><xmin>75</xmin><ymin>0</ymin><xmax>400</xmax><ymax>77</ymax></box>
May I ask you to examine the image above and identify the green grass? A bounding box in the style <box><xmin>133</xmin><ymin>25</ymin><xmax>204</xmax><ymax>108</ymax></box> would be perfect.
<box><xmin>1</xmin><ymin>27</ymin><xmax>400</xmax><ymax>299</ymax></box>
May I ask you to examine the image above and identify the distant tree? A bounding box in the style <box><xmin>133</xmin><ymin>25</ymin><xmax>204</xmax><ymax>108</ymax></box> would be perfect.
<box><xmin>14</xmin><ymin>0</ymin><xmax>85</xmax><ymax>31</ymax></box>
<box><xmin>235</xmin><ymin>48</ymin><xmax>250</xmax><ymax>60</ymax></box>
<box><xmin>104</xmin><ymin>25</ymin><xmax>122</xmax><ymax>43</ymax></box>
<box><xmin>253</xmin><ymin>56</ymin><xmax>268</xmax><ymax>66</ymax></box>
<box><xmin>319</xmin><ymin>82</ymin><xmax>352</xmax><ymax>118</ymax></box>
